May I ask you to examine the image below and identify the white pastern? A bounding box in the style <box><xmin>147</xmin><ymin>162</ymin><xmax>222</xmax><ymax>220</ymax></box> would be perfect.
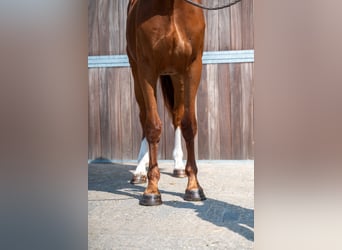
<box><xmin>173</xmin><ymin>127</ymin><xmax>184</xmax><ymax>170</ymax></box>
<box><xmin>135</xmin><ymin>138</ymin><xmax>149</xmax><ymax>175</ymax></box>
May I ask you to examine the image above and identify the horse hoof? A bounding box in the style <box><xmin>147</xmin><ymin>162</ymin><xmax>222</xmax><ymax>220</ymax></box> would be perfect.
<box><xmin>139</xmin><ymin>193</ymin><xmax>162</xmax><ymax>206</ymax></box>
<box><xmin>184</xmin><ymin>189</ymin><xmax>206</xmax><ymax>201</ymax></box>
<box><xmin>173</xmin><ymin>169</ymin><xmax>186</xmax><ymax>178</ymax></box>
<box><xmin>130</xmin><ymin>174</ymin><xmax>147</xmax><ymax>184</ymax></box>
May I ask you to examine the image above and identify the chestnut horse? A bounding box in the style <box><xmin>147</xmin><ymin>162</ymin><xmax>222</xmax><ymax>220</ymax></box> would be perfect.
<box><xmin>126</xmin><ymin>0</ymin><xmax>206</xmax><ymax>206</ymax></box>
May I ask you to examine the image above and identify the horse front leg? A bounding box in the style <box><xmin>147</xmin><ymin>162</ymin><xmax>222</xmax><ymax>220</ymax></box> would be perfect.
<box><xmin>181</xmin><ymin>115</ymin><xmax>206</xmax><ymax>201</ymax></box>
<box><xmin>140</xmin><ymin>113</ymin><xmax>162</xmax><ymax>206</ymax></box>
<box><xmin>182</xmin><ymin>59</ymin><xmax>206</xmax><ymax>201</ymax></box>
<box><xmin>138</xmin><ymin>71</ymin><xmax>163</xmax><ymax>206</ymax></box>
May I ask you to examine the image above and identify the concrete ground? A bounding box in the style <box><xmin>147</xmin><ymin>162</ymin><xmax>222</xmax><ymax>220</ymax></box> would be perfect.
<box><xmin>88</xmin><ymin>161</ymin><xmax>254</xmax><ymax>250</ymax></box>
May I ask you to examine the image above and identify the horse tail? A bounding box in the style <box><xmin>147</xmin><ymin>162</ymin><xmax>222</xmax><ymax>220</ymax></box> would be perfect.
<box><xmin>160</xmin><ymin>75</ymin><xmax>174</xmax><ymax>114</ymax></box>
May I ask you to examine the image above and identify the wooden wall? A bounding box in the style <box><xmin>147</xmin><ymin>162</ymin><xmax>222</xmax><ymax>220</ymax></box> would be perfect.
<box><xmin>88</xmin><ymin>0</ymin><xmax>254</xmax><ymax>161</ymax></box>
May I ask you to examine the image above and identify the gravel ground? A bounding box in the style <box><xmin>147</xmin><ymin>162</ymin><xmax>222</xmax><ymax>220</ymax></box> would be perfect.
<box><xmin>88</xmin><ymin>161</ymin><xmax>254</xmax><ymax>250</ymax></box>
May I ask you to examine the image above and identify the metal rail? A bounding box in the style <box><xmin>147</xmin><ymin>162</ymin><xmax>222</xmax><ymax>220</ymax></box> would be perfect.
<box><xmin>88</xmin><ymin>50</ymin><xmax>254</xmax><ymax>68</ymax></box>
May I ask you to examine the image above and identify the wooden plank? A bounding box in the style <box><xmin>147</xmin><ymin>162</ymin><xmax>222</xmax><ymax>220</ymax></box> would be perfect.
<box><xmin>119</xmin><ymin>67</ymin><xmax>133</xmax><ymax>159</ymax></box>
<box><xmin>97</xmin><ymin>0</ymin><xmax>110</xmax><ymax>55</ymax></box>
<box><xmin>240</xmin><ymin>63</ymin><xmax>251</xmax><ymax>159</ymax></box>
<box><xmin>88</xmin><ymin>68</ymin><xmax>101</xmax><ymax>159</ymax></box>
<box><xmin>99</xmin><ymin>67</ymin><xmax>111</xmax><ymax>159</ymax></box>
<box><xmin>88</xmin><ymin>0</ymin><xmax>99</xmax><ymax>55</ymax></box>
<box><xmin>207</xmin><ymin>64</ymin><xmax>220</xmax><ymax>159</ymax></box>
<box><xmin>249</xmin><ymin>64</ymin><xmax>255</xmax><ymax>160</ymax></box>
<box><xmin>218</xmin><ymin>2</ymin><xmax>231</xmax><ymax>50</ymax></box>
<box><xmin>108</xmin><ymin>68</ymin><xmax>122</xmax><ymax>160</ymax></box>
<box><xmin>119</xmin><ymin>0</ymin><xmax>128</xmax><ymax>53</ymax></box>
<box><xmin>230</xmin><ymin>1</ymin><xmax>242</xmax><ymax>50</ymax></box>
<box><xmin>229</xmin><ymin>63</ymin><xmax>242</xmax><ymax>159</ymax></box>
<box><xmin>218</xmin><ymin>63</ymin><xmax>232</xmax><ymax>159</ymax></box>
<box><xmin>202</xmin><ymin>0</ymin><xmax>209</xmax><ymax>51</ymax></box>
<box><xmin>197</xmin><ymin>65</ymin><xmax>209</xmax><ymax>159</ymax></box>
<box><xmin>204</xmin><ymin>0</ymin><xmax>219</xmax><ymax>51</ymax></box>
<box><xmin>108</xmin><ymin>0</ymin><xmax>120</xmax><ymax>54</ymax></box>
<box><xmin>241</xmin><ymin>63</ymin><xmax>254</xmax><ymax>159</ymax></box>
<box><xmin>241</xmin><ymin>0</ymin><xmax>254</xmax><ymax>49</ymax></box>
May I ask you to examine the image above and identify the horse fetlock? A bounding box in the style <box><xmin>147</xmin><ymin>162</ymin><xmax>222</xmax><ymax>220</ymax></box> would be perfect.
<box><xmin>147</xmin><ymin>166</ymin><xmax>160</xmax><ymax>180</ymax></box>
<box><xmin>185</xmin><ymin>163</ymin><xmax>198</xmax><ymax>176</ymax></box>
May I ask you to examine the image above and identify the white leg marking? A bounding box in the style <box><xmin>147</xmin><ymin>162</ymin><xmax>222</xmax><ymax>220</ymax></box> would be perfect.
<box><xmin>135</xmin><ymin>138</ymin><xmax>148</xmax><ymax>175</ymax></box>
<box><xmin>173</xmin><ymin>127</ymin><xmax>184</xmax><ymax>170</ymax></box>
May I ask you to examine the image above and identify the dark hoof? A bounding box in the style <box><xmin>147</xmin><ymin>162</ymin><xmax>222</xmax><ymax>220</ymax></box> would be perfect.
<box><xmin>184</xmin><ymin>189</ymin><xmax>206</xmax><ymax>201</ymax></box>
<box><xmin>173</xmin><ymin>169</ymin><xmax>187</xmax><ymax>178</ymax></box>
<box><xmin>130</xmin><ymin>174</ymin><xmax>147</xmax><ymax>184</ymax></box>
<box><xmin>139</xmin><ymin>193</ymin><xmax>162</xmax><ymax>206</ymax></box>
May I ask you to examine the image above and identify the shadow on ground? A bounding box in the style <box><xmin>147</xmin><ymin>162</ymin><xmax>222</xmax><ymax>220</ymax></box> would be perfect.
<box><xmin>88</xmin><ymin>162</ymin><xmax>254</xmax><ymax>241</ymax></box>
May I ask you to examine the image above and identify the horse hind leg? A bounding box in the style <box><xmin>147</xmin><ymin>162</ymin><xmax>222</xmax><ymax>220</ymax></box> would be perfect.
<box><xmin>131</xmin><ymin>137</ymin><xmax>148</xmax><ymax>184</ymax></box>
<box><xmin>172</xmin><ymin>127</ymin><xmax>186</xmax><ymax>177</ymax></box>
<box><xmin>130</xmin><ymin>63</ymin><xmax>148</xmax><ymax>184</ymax></box>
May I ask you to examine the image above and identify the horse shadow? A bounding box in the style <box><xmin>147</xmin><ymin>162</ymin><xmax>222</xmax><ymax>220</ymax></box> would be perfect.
<box><xmin>88</xmin><ymin>162</ymin><xmax>254</xmax><ymax>241</ymax></box>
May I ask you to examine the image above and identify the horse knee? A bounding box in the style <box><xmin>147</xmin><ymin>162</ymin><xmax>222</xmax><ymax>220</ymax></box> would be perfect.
<box><xmin>181</xmin><ymin>117</ymin><xmax>197</xmax><ymax>141</ymax></box>
<box><xmin>145</xmin><ymin>119</ymin><xmax>162</xmax><ymax>143</ymax></box>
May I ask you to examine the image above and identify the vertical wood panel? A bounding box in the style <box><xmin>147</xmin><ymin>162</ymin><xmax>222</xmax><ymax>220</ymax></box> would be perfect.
<box><xmin>219</xmin><ymin>3</ymin><xmax>231</xmax><ymax>50</ymax></box>
<box><xmin>99</xmin><ymin>68</ymin><xmax>111</xmax><ymax>159</ymax></box>
<box><xmin>119</xmin><ymin>67</ymin><xmax>133</xmax><ymax>159</ymax></box>
<box><xmin>119</xmin><ymin>0</ymin><xmax>128</xmax><ymax>53</ymax></box>
<box><xmin>241</xmin><ymin>63</ymin><xmax>254</xmax><ymax>159</ymax></box>
<box><xmin>197</xmin><ymin>65</ymin><xmax>209</xmax><ymax>159</ymax></box>
<box><xmin>97</xmin><ymin>0</ymin><xmax>110</xmax><ymax>55</ymax></box>
<box><xmin>230</xmin><ymin>1</ymin><xmax>242</xmax><ymax>50</ymax></box>
<box><xmin>218</xmin><ymin>63</ymin><xmax>232</xmax><ymax>159</ymax></box>
<box><xmin>88</xmin><ymin>68</ymin><xmax>101</xmax><ymax>159</ymax></box>
<box><xmin>204</xmin><ymin>0</ymin><xmax>219</xmax><ymax>51</ymax></box>
<box><xmin>241</xmin><ymin>63</ymin><xmax>252</xmax><ymax>159</ymax></box>
<box><xmin>108</xmin><ymin>0</ymin><xmax>120</xmax><ymax>54</ymax></box>
<box><xmin>107</xmin><ymin>68</ymin><xmax>122</xmax><ymax>160</ymax></box>
<box><xmin>230</xmin><ymin>63</ymin><xmax>242</xmax><ymax>159</ymax></box>
<box><xmin>88</xmin><ymin>0</ymin><xmax>99</xmax><ymax>55</ymax></box>
<box><xmin>207</xmin><ymin>64</ymin><xmax>220</xmax><ymax>159</ymax></box>
<box><xmin>241</xmin><ymin>0</ymin><xmax>254</xmax><ymax>49</ymax></box>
